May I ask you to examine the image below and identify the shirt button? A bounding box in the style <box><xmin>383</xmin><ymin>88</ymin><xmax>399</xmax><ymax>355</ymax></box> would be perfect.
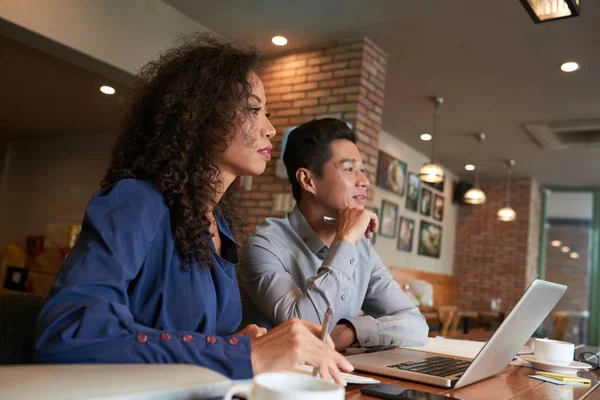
<box><xmin>182</xmin><ymin>334</ymin><xmax>193</xmax><ymax>343</ymax></box>
<box><xmin>228</xmin><ymin>337</ymin><xmax>239</xmax><ymax>346</ymax></box>
<box><xmin>350</xmin><ymin>258</ymin><xmax>355</xmax><ymax>265</ymax></box>
<box><xmin>136</xmin><ymin>333</ymin><xmax>147</xmax><ymax>344</ymax></box>
<box><xmin>341</xmin><ymin>295</ymin><xmax>347</xmax><ymax>301</ymax></box>
<box><xmin>160</xmin><ymin>332</ymin><xmax>172</xmax><ymax>341</ymax></box>
<box><xmin>365</xmin><ymin>338</ymin><xmax>370</xmax><ymax>344</ymax></box>
<box><xmin>206</xmin><ymin>335</ymin><xmax>217</xmax><ymax>344</ymax></box>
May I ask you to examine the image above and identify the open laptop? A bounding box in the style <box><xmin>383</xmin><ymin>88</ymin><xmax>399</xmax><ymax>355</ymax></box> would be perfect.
<box><xmin>345</xmin><ymin>279</ymin><xmax>567</xmax><ymax>388</ymax></box>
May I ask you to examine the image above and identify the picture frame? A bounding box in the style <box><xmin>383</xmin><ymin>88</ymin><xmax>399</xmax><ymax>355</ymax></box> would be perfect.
<box><xmin>397</xmin><ymin>217</ymin><xmax>415</xmax><ymax>252</ymax></box>
<box><xmin>376</xmin><ymin>151</ymin><xmax>407</xmax><ymax>196</ymax></box>
<box><xmin>424</xmin><ymin>177</ymin><xmax>445</xmax><ymax>193</ymax></box>
<box><xmin>420</xmin><ymin>187</ymin><xmax>433</xmax><ymax>217</ymax></box>
<box><xmin>379</xmin><ymin>199</ymin><xmax>399</xmax><ymax>238</ymax></box>
<box><xmin>433</xmin><ymin>194</ymin><xmax>444</xmax><ymax>221</ymax></box>
<box><xmin>405</xmin><ymin>172</ymin><xmax>421</xmax><ymax>212</ymax></box>
<box><xmin>418</xmin><ymin>221</ymin><xmax>443</xmax><ymax>258</ymax></box>
<box><xmin>366</xmin><ymin>206</ymin><xmax>378</xmax><ymax>245</ymax></box>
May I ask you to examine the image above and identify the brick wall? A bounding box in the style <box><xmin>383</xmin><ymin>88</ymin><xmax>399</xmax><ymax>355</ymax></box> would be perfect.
<box><xmin>239</xmin><ymin>38</ymin><xmax>387</xmax><ymax>234</ymax></box>
<box><xmin>454</xmin><ymin>177</ymin><xmax>542</xmax><ymax>311</ymax></box>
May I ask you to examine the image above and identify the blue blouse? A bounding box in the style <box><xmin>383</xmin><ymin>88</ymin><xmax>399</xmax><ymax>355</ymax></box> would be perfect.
<box><xmin>34</xmin><ymin>179</ymin><xmax>253</xmax><ymax>379</ymax></box>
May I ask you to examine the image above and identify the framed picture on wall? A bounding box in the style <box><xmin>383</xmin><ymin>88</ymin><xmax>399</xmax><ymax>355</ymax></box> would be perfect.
<box><xmin>424</xmin><ymin>177</ymin><xmax>445</xmax><ymax>193</ymax></box>
<box><xmin>420</xmin><ymin>187</ymin><xmax>432</xmax><ymax>216</ymax></box>
<box><xmin>379</xmin><ymin>200</ymin><xmax>399</xmax><ymax>238</ymax></box>
<box><xmin>433</xmin><ymin>194</ymin><xmax>444</xmax><ymax>221</ymax></box>
<box><xmin>418</xmin><ymin>221</ymin><xmax>443</xmax><ymax>258</ymax></box>
<box><xmin>405</xmin><ymin>172</ymin><xmax>421</xmax><ymax>212</ymax></box>
<box><xmin>376</xmin><ymin>151</ymin><xmax>407</xmax><ymax>196</ymax></box>
<box><xmin>397</xmin><ymin>217</ymin><xmax>415</xmax><ymax>252</ymax></box>
<box><xmin>366</xmin><ymin>206</ymin><xmax>378</xmax><ymax>245</ymax></box>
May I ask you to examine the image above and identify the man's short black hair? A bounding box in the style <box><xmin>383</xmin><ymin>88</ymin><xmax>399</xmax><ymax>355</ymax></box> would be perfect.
<box><xmin>283</xmin><ymin>118</ymin><xmax>357</xmax><ymax>202</ymax></box>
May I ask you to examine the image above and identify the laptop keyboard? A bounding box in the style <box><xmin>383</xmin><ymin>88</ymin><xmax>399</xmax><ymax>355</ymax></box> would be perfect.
<box><xmin>387</xmin><ymin>356</ymin><xmax>471</xmax><ymax>377</ymax></box>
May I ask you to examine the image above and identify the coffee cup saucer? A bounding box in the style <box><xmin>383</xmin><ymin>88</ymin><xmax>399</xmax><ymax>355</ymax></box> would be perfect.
<box><xmin>519</xmin><ymin>354</ymin><xmax>590</xmax><ymax>375</ymax></box>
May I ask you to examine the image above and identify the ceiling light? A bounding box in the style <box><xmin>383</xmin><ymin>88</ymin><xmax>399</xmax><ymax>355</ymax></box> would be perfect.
<box><xmin>497</xmin><ymin>159</ymin><xmax>516</xmax><ymax>222</ymax></box>
<box><xmin>272</xmin><ymin>36</ymin><xmax>288</xmax><ymax>46</ymax></box>
<box><xmin>419</xmin><ymin>97</ymin><xmax>445</xmax><ymax>184</ymax></box>
<box><xmin>569</xmin><ymin>252</ymin><xmax>580</xmax><ymax>259</ymax></box>
<box><xmin>551</xmin><ymin>240</ymin><xmax>562</xmax><ymax>247</ymax></box>
<box><xmin>465</xmin><ymin>164</ymin><xmax>475</xmax><ymax>171</ymax></box>
<box><xmin>100</xmin><ymin>86</ymin><xmax>115</xmax><ymax>95</ymax></box>
<box><xmin>420</xmin><ymin>133</ymin><xmax>432</xmax><ymax>141</ymax></box>
<box><xmin>519</xmin><ymin>0</ymin><xmax>580</xmax><ymax>23</ymax></box>
<box><xmin>464</xmin><ymin>187</ymin><xmax>487</xmax><ymax>205</ymax></box>
<box><xmin>561</xmin><ymin>62</ymin><xmax>579</xmax><ymax>72</ymax></box>
<box><xmin>463</xmin><ymin>133</ymin><xmax>487</xmax><ymax>205</ymax></box>
<box><xmin>561</xmin><ymin>245</ymin><xmax>571</xmax><ymax>253</ymax></box>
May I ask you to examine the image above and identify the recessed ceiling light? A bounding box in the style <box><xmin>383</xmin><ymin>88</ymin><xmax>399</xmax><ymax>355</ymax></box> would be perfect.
<box><xmin>569</xmin><ymin>252</ymin><xmax>580</xmax><ymax>259</ymax></box>
<box><xmin>551</xmin><ymin>240</ymin><xmax>561</xmax><ymax>247</ymax></box>
<box><xmin>272</xmin><ymin>36</ymin><xmax>288</xmax><ymax>46</ymax></box>
<box><xmin>464</xmin><ymin>164</ymin><xmax>476</xmax><ymax>171</ymax></box>
<box><xmin>560</xmin><ymin>62</ymin><xmax>579</xmax><ymax>72</ymax></box>
<box><xmin>560</xmin><ymin>245</ymin><xmax>570</xmax><ymax>253</ymax></box>
<box><xmin>420</xmin><ymin>133</ymin><xmax>432</xmax><ymax>141</ymax></box>
<box><xmin>100</xmin><ymin>85</ymin><xmax>115</xmax><ymax>95</ymax></box>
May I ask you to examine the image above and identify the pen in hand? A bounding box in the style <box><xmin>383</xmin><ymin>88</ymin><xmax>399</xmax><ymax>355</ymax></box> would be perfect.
<box><xmin>313</xmin><ymin>306</ymin><xmax>333</xmax><ymax>378</ymax></box>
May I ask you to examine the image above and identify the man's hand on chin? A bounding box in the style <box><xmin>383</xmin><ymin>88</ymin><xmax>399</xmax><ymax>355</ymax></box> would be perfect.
<box><xmin>330</xmin><ymin>322</ymin><xmax>357</xmax><ymax>352</ymax></box>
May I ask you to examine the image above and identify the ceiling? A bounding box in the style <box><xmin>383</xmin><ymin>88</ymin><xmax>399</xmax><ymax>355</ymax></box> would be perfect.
<box><xmin>165</xmin><ymin>0</ymin><xmax>600</xmax><ymax>186</ymax></box>
<box><xmin>0</xmin><ymin>34</ymin><xmax>127</xmax><ymax>141</ymax></box>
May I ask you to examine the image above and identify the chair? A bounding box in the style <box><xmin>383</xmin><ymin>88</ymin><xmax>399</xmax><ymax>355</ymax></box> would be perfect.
<box><xmin>0</xmin><ymin>293</ymin><xmax>45</xmax><ymax>364</ymax></box>
<box><xmin>438</xmin><ymin>305</ymin><xmax>458</xmax><ymax>337</ymax></box>
<box><xmin>549</xmin><ymin>311</ymin><xmax>570</xmax><ymax>341</ymax></box>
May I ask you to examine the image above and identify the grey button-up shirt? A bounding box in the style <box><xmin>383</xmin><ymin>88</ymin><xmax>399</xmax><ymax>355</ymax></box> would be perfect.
<box><xmin>237</xmin><ymin>207</ymin><xmax>428</xmax><ymax>348</ymax></box>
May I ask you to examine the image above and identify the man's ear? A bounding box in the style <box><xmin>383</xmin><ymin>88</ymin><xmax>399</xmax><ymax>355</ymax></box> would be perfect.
<box><xmin>296</xmin><ymin>168</ymin><xmax>318</xmax><ymax>197</ymax></box>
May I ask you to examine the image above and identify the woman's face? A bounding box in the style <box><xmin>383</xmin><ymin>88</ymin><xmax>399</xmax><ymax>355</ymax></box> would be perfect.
<box><xmin>216</xmin><ymin>73</ymin><xmax>276</xmax><ymax>178</ymax></box>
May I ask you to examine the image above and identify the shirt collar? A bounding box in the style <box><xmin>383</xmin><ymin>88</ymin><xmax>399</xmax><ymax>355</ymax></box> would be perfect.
<box><xmin>214</xmin><ymin>207</ymin><xmax>236</xmax><ymax>244</ymax></box>
<box><xmin>288</xmin><ymin>206</ymin><xmax>329</xmax><ymax>258</ymax></box>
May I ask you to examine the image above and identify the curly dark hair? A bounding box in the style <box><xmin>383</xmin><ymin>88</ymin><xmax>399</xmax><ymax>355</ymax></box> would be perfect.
<box><xmin>102</xmin><ymin>33</ymin><xmax>261</xmax><ymax>269</ymax></box>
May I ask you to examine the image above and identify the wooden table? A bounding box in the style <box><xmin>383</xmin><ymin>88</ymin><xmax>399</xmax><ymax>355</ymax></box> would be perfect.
<box><xmin>344</xmin><ymin>345</ymin><xmax>600</xmax><ymax>399</ymax></box>
<box><xmin>345</xmin><ymin>366</ymin><xmax>600</xmax><ymax>399</ymax></box>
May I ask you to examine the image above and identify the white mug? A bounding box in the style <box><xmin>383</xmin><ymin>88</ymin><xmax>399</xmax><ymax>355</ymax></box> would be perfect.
<box><xmin>533</xmin><ymin>338</ymin><xmax>574</xmax><ymax>363</ymax></box>
<box><xmin>223</xmin><ymin>372</ymin><xmax>345</xmax><ymax>400</ymax></box>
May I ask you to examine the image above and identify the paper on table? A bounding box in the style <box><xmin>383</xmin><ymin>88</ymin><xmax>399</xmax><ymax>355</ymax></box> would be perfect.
<box><xmin>529</xmin><ymin>375</ymin><xmax>586</xmax><ymax>386</ymax></box>
<box><xmin>290</xmin><ymin>364</ymin><xmax>380</xmax><ymax>384</ymax></box>
<box><xmin>403</xmin><ymin>337</ymin><xmax>486</xmax><ymax>360</ymax></box>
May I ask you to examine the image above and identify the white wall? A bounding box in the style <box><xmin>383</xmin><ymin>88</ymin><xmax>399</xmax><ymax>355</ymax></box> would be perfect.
<box><xmin>373</xmin><ymin>131</ymin><xmax>458</xmax><ymax>275</ymax></box>
<box><xmin>0</xmin><ymin>133</ymin><xmax>113</xmax><ymax>248</ymax></box>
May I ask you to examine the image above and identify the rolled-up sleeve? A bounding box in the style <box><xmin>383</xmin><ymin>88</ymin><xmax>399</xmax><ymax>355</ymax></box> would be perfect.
<box><xmin>34</xmin><ymin>180</ymin><xmax>253</xmax><ymax>379</ymax></box>
<box><xmin>238</xmin><ymin>235</ymin><xmax>357</xmax><ymax>328</ymax></box>
<box><xmin>345</xmin><ymin>250</ymin><xmax>429</xmax><ymax>348</ymax></box>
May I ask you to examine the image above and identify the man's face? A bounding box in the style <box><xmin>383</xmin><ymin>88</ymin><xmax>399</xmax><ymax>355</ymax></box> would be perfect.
<box><xmin>312</xmin><ymin>139</ymin><xmax>370</xmax><ymax>212</ymax></box>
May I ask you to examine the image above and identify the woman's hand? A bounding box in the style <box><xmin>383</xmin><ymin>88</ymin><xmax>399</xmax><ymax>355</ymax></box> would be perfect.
<box><xmin>235</xmin><ymin>324</ymin><xmax>267</xmax><ymax>341</ymax></box>
<box><xmin>250</xmin><ymin>318</ymin><xmax>354</xmax><ymax>386</ymax></box>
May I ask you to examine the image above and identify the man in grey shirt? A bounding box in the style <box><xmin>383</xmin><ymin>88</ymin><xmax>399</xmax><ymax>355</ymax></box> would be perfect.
<box><xmin>238</xmin><ymin>118</ymin><xmax>428</xmax><ymax>351</ymax></box>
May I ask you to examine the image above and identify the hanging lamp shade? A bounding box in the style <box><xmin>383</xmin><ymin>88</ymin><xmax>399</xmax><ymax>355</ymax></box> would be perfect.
<box><xmin>497</xmin><ymin>206</ymin><xmax>517</xmax><ymax>221</ymax></box>
<box><xmin>419</xmin><ymin>162</ymin><xmax>444</xmax><ymax>183</ymax></box>
<box><xmin>463</xmin><ymin>133</ymin><xmax>487</xmax><ymax>205</ymax></box>
<box><xmin>464</xmin><ymin>187</ymin><xmax>487</xmax><ymax>204</ymax></box>
<box><xmin>497</xmin><ymin>159</ymin><xmax>516</xmax><ymax>222</ymax></box>
<box><xmin>419</xmin><ymin>97</ymin><xmax>445</xmax><ymax>184</ymax></box>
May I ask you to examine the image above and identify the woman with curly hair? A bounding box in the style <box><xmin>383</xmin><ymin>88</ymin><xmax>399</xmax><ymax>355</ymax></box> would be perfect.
<box><xmin>34</xmin><ymin>34</ymin><xmax>352</xmax><ymax>384</ymax></box>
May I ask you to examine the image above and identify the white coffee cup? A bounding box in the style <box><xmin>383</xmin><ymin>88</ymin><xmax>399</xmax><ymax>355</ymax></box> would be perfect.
<box><xmin>223</xmin><ymin>372</ymin><xmax>344</xmax><ymax>400</ymax></box>
<box><xmin>533</xmin><ymin>338</ymin><xmax>574</xmax><ymax>363</ymax></box>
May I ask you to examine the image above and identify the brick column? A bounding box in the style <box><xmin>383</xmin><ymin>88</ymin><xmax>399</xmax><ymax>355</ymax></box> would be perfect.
<box><xmin>239</xmin><ymin>38</ymin><xmax>387</xmax><ymax>234</ymax></box>
<box><xmin>453</xmin><ymin>177</ymin><xmax>542</xmax><ymax>311</ymax></box>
